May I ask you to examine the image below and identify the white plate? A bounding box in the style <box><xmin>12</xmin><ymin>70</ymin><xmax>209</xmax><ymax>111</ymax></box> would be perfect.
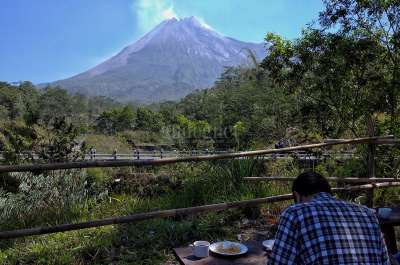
<box><xmin>262</xmin><ymin>239</ymin><xmax>275</xmax><ymax>250</ymax></box>
<box><xmin>209</xmin><ymin>241</ymin><xmax>248</xmax><ymax>256</ymax></box>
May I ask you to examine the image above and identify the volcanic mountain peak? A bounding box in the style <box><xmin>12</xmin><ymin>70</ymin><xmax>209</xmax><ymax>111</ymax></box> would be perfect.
<box><xmin>51</xmin><ymin>17</ymin><xmax>266</xmax><ymax>103</ymax></box>
<box><xmin>86</xmin><ymin>16</ymin><xmax>225</xmax><ymax>77</ymax></box>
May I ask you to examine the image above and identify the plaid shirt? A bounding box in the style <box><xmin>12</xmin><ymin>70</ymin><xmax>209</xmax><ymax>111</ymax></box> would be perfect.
<box><xmin>268</xmin><ymin>192</ymin><xmax>390</xmax><ymax>265</ymax></box>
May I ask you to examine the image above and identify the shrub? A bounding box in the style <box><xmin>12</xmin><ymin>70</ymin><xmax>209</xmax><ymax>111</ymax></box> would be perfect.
<box><xmin>0</xmin><ymin>170</ymin><xmax>107</xmax><ymax>231</ymax></box>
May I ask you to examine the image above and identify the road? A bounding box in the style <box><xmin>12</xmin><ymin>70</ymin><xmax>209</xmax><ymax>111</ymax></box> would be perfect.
<box><xmin>82</xmin><ymin>150</ymin><xmax>357</xmax><ymax>161</ymax></box>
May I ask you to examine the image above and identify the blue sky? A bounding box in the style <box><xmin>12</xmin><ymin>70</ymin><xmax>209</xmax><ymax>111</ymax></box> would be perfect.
<box><xmin>0</xmin><ymin>0</ymin><xmax>324</xmax><ymax>84</ymax></box>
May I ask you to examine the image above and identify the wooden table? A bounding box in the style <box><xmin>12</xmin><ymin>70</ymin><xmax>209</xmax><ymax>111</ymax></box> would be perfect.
<box><xmin>379</xmin><ymin>207</ymin><xmax>400</xmax><ymax>254</ymax></box>
<box><xmin>173</xmin><ymin>241</ymin><xmax>268</xmax><ymax>265</ymax></box>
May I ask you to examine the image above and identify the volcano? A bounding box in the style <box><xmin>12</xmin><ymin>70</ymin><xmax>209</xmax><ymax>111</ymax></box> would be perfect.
<box><xmin>50</xmin><ymin>17</ymin><xmax>266</xmax><ymax>103</ymax></box>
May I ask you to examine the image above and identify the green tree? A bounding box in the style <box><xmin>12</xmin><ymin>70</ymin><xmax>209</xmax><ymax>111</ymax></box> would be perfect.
<box><xmin>233</xmin><ymin>121</ymin><xmax>247</xmax><ymax>150</ymax></box>
<box><xmin>0</xmin><ymin>121</ymin><xmax>38</xmax><ymax>163</ymax></box>
<box><xmin>38</xmin><ymin>86</ymin><xmax>73</xmax><ymax>125</ymax></box>
<box><xmin>36</xmin><ymin>117</ymin><xmax>86</xmax><ymax>162</ymax></box>
<box><xmin>174</xmin><ymin>114</ymin><xmax>212</xmax><ymax>149</ymax></box>
<box><xmin>262</xmin><ymin>28</ymin><xmax>392</xmax><ymax>137</ymax></box>
<box><xmin>159</xmin><ymin>101</ymin><xmax>178</xmax><ymax>125</ymax></box>
<box><xmin>320</xmin><ymin>0</ymin><xmax>400</xmax><ymax>134</ymax></box>
<box><xmin>0</xmin><ymin>82</ymin><xmax>25</xmax><ymax>121</ymax></box>
<box><xmin>95</xmin><ymin>106</ymin><xmax>135</xmax><ymax>134</ymax></box>
<box><xmin>135</xmin><ymin>107</ymin><xmax>163</xmax><ymax>132</ymax></box>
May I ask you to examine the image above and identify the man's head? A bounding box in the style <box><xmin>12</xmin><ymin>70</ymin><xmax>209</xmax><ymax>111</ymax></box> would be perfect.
<box><xmin>292</xmin><ymin>171</ymin><xmax>331</xmax><ymax>203</ymax></box>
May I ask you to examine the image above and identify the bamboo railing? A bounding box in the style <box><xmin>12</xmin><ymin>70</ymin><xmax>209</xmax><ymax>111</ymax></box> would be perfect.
<box><xmin>244</xmin><ymin>177</ymin><xmax>399</xmax><ymax>183</ymax></box>
<box><xmin>0</xmin><ymin>135</ymin><xmax>395</xmax><ymax>173</ymax></box>
<box><xmin>0</xmin><ymin>182</ymin><xmax>398</xmax><ymax>240</ymax></box>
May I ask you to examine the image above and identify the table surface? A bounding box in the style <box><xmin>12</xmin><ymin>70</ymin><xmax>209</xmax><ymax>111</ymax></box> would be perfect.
<box><xmin>173</xmin><ymin>241</ymin><xmax>268</xmax><ymax>265</ymax></box>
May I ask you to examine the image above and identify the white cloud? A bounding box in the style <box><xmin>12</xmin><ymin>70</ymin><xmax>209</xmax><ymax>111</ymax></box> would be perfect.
<box><xmin>162</xmin><ymin>6</ymin><xmax>176</xmax><ymax>19</ymax></box>
<box><xmin>134</xmin><ymin>0</ymin><xmax>178</xmax><ymax>34</ymax></box>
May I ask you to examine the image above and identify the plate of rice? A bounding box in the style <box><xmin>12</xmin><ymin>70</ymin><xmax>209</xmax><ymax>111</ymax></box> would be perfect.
<box><xmin>209</xmin><ymin>241</ymin><xmax>248</xmax><ymax>256</ymax></box>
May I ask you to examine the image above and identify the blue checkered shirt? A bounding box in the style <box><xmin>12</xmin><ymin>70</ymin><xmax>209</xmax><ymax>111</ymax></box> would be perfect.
<box><xmin>268</xmin><ymin>192</ymin><xmax>390</xmax><ymax>265</ymax></box>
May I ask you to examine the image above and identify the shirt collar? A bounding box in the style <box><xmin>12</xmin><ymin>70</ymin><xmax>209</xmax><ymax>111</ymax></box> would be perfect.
<box><xmin>310</xmin><ymin>192</ymin><xmax>333</xmax><ymax>202</ymax></box>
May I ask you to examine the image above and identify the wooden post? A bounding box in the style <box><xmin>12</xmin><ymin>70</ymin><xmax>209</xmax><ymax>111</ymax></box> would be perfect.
<box><xmin>366</xmin><ymin>143</ymin><xmax>376</xmax><ymax>208</ymax></box>
<box><xmin>366</xmin><ymin>116</ymin><xmax>376</xmax><ymax>208</ymax></box>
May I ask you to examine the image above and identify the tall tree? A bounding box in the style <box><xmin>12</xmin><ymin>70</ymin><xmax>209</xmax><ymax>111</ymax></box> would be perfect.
<box><xmin>320</xmin><ymin>0</ymin><xmax>400</xmax><ymax>133</ymax></box>
<box><xmin>135</xmin><ymin>107</ymin><xmax>163</xmax><ymax>132</ymax></box>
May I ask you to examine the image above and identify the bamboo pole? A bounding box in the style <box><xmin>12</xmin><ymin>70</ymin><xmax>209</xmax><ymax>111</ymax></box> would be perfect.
<box><xmin>0</xmin><ymin>194</ymin><xmax>293</xmax><ymax>239</ymax></box>
<box><xmin>324</xmin><ymin>139</ymin><xmax>398</xmax><ymax>145</ymax></box>
<box><xmin>0</xmin><ymin>136</ymin><xmax>394</xmax><ymax>173</ymax></box>
<box><xmin>371</xmin><ymin>139</ymin><xmax>400</xmax><ymax>145</ymax></box>
<box><xmin>0</xmin><ymin>181</ymin><xmax>399</xmax><ymax>240</ymax></box>
<box><xmin>244</xmin><ymin>177</ymin><xmax>399</xmax><ymax>183</ymax></box>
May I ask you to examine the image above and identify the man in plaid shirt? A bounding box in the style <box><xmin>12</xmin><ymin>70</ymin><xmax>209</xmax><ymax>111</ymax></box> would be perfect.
<box><xmin>268</xmin><ymin>172</ymin><xmax>390</xmax><ymax>265</ymax></box>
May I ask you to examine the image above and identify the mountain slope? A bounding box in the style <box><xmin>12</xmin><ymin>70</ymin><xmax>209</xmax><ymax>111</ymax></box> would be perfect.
<box><xmin>50</xmin><ymin>17</ymin><xmax>266</xmax><ymax>103</ymax></box>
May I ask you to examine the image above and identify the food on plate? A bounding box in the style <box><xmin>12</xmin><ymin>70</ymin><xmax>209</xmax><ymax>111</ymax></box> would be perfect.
<box><xmin>216</xmin><ymin>241</ymin><xmax>241</xmax><ymax>254</ymax></box>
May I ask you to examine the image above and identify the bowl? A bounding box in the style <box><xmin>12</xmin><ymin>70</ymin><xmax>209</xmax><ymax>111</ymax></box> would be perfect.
<box><xmin>378</xmin><ymin>207</ymin><xmax>392</xmax><ymax>219</ymax></box>
<box><xmin>262</xmin><ymin>239</ymin><xmax>275</xmax><ymax>251</ymax></box>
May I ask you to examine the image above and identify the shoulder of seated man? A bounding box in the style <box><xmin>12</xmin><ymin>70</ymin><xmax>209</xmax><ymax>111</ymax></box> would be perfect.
<box><xmin>282</xmin><ymin>195</ymin><xmax>376</xmax><ymax>218</ymax></box>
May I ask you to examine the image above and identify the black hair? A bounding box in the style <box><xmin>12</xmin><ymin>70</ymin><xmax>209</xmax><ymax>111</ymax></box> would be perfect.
<box><xmin>292</xmin><ymin>171</ymin><xmax>331</xmax><ymax>196</ymax></box>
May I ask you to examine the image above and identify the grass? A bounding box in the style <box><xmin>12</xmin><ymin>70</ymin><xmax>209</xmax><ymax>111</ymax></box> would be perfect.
<box><xmin>82</xmin><ymin>134</ymin><xmax>132</xmax><ymax>153</ymax></box>
<box><xmin>82</xmin><ymin>130</ymin><xmax>173</xmax><ymax>154</ymax></box>
<box><xmin>0</xmin><ymin>158</ymin><xmax>294</xmax><ymax>264</ymax></box>
<box><xmin>0</xmin><ymin>226</ymin><xmax>116</xmax><ymax>264</ymax></box>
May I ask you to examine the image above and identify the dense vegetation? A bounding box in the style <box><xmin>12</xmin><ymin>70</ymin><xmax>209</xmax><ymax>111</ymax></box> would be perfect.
<box><xmin>0</xmin><ymin>0</ymin><xmax>399</xmax><ymax>264</ymax></box>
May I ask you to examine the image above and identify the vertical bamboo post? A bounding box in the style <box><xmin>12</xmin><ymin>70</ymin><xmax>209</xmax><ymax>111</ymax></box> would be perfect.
<box><xmin>366</xmin><ymin>116</ymin><xmax>376</xmax><ymax>208</ymax></box>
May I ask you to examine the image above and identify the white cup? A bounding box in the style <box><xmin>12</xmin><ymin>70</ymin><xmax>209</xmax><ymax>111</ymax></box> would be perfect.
<box><xmin>378</xmin><ymin>207</ymin><xmax>392</xmax><ymax>218</ymax></box>
<box><xmin>263</xmin><ymin>239</ymin><xmax>275</xmax><ymax>251</ymax></box>
<box><xmin>191</xmin><ymin>241</ymin><xmax>210</xmax><ymax>258</ymax></box>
